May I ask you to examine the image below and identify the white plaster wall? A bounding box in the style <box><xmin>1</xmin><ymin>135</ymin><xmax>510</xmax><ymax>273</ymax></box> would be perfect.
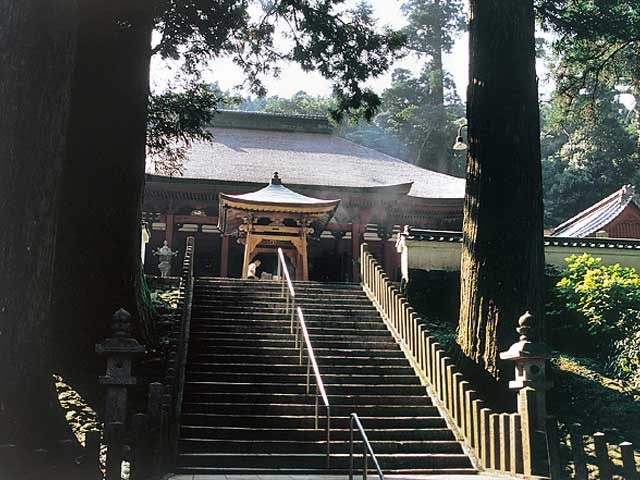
<box><xmin>401</xmin><ymin>240</ymin><xmax>640</xmax><ymax>280</ymax></box>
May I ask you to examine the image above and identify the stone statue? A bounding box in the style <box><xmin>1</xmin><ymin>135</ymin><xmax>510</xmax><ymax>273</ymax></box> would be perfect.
<box><xmin>153</xmin><ymin>240</ymin><xmax>178</xmax><ymax>277</ymax></box>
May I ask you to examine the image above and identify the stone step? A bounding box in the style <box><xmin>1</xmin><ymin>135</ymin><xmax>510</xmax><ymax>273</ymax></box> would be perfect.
<box><xmin>176</xmin><ymin>452</ymin><xmax>473</xmax><ymax>470</ymax></box>
<box><xmin>188</xmin><ymin>337</ymin><xmax>400</xmax><ymax>350</ymax></box>
<box><xmin>198</xmin><ymin>277</ymin><xmax>363</xmax><ymax>287</ymax></box>
<box><xmin>174</xmin><ymin>466</ymin><xmax>477</xmax><ymax>475</ymax></box>
<box><xmin>192</xmin><ymin>303</ymin><xmax>377</xmax><ymax>312</ymax></box>
<box><xmin>179</xmin><ymin>426</ymin><xmax>456</xmax><ymax>441</ymax></box>
<box><xmin>180</xmin><ymin>403</ymin><xmax>440</xmax><ymax>417</ymax></box>
<box><xmin>184</xmin><ymin>372</ymin><xmax>421</xmax><ymax>386</ymax></box>
<box><xmin>175</xmin><ymin>278</ymin><xmax>473</xmax><ymax>475</ymax></box>
<box><xmin>190</xmin><ymin>318</ymin><xmax>389</xmax><ymax>330</ymax></box>
<box><xmin>179</xmin><ymin>413</ymin><xmax>448</xmax><ymax>429</ymax></box>
<box><xmin>184</xmin><ymin>363</ymin><xmax>415</xmax><ymax>376</ymax></box>
<box><xmin>187</xmin><ymin>353</ymin><xmax>410</xmax><ymax>366</ymax></box>
<box><xmin>183</xmin><ymin>382</ymin><xmax>426</xmax><ymax>396</ymax></box>
<box><xmin>194</xmin><ymin>285</ymin><xmax>366</xmax><ymax>296</ymax></box>
<box><xmin>189</xmin><ymin>333</ymin><xmax>397</xmax><ymax>346</ymax></box>
<box><xmin>186</xmin><ymin>345</ymin><xmax>405</xmax><ymax>358</ymax></box>
<box><xmin>197</xmin><ymin>280</ymin><xmax>364</xmax><ymax>291</ymax></box>
<box><xmin>194</xmin><ymin>296</ymin><xmax>373</xmax><ymax>306</ymax></box>
<box><xmin>191</xmin><ymin>310</ymin><xmax>378</xmax><ymax>320</ymax></box>
<box><xmin>178</xmin><ymin>438</ymin><xmax>464</xmax><ymax>455</ymax></box>
<box><xmin>189</xmin><ymin>324</ymin><xmax>390</xmax><ymax>336</ymax></box>
<box><xmin>181</xmin><ymin>392</ymin><xmax>431</xmax><ymax>406</ymax></box>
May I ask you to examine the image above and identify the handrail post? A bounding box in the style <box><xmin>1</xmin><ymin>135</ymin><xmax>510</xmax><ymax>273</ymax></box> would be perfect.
<box><xmin>350</xmin><ymin>413</ymin><xmax>384</xmax><ymax>480</ymax></box>
<box><xmin>326</xmin><ymin>406</ymin><xmax>331</xmax><ymax>468</ymax></box>
<box><xmin>315</xmin><ymin>389</ymin><xmax>319</xmax><ymax>429</ymax></box>
<box><xmin>363</xmin><ymin>440</ymin><xmax>368</xmax><ymax>480</ymax></box>
<box><xmin>349</xmin><ymin>416</ymin><xmax>354</xmax><ymax>480</ymax></box>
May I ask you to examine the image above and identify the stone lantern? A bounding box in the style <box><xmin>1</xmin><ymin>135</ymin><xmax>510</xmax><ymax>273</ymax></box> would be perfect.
<box><xmin>96</xmin><ymin>309</ymin><xmax>146</xmax><ymax>426</ymax></box>
<box><xmin>500</xmin><ymin>311</ymin><xmax>552</xmax><ymax>478</ymax></box>
<box><xmin>154</xmin><ymin>240</ymin><xmax>179</xmax><ymax>277</ymax></box>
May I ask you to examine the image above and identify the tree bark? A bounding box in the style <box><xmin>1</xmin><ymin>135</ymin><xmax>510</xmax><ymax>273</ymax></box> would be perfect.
<box><xmin>457</xmin><ymin>0</ymin><xmax>545</xmax><ymax>384</ymax></box>
<box><xmin>0</xmin><ymin>0</ymin><xmax>77</xmax><ymax>446</ymax></box>
<box><xmin>51</xmin><ymin>0</ymin><xmax>154</xmax><ymax>392</ymax></box>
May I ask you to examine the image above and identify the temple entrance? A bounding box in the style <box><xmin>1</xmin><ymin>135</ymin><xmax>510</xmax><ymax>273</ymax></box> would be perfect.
<box><xmin>218</xmin><ymin>172</ymin><xmax>340</xmax><ymax>281</ymax></box>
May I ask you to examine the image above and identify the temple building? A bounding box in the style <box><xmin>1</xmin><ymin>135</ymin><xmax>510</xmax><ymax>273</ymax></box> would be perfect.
<box><xmin>143</xmin><ymin>110</ymin><xmax>465</xmax><ymax>281</ymax></box>
<box><xmin>551</xmin><ymin>184</ymin><xmax>640</xmax><ymax>238</ymax></box>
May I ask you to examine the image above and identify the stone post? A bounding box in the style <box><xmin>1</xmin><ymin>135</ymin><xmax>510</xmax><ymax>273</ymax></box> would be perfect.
<box><xmin>499</xmin><ymin>312</ymin><xmax>552</xmax><ymax>479</ymax></box>
<box><xmin>96</xmin><ymin>309</ymin><xmax>146</xmax><ymax>427</ymax></box>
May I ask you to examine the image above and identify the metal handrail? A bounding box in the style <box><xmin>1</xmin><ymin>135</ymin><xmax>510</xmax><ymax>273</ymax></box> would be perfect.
<box><xmin>350</xmin><ymin>413</ymin><xmax>384</xmax><ymax>480</ymax></box>
<box><xmin>297</xmin><ymin>307</ymin><xmax>331</xmax><ymax>466</ymax></box>
<box><xmin>277</xmin><ymin>248</ymin><xmax>296</xmax><ymax>334</ymax></box>
<box><xmin>276</xmin><ymin>248</ymin><xmax>331</xmax><ymax>467</ymax></box>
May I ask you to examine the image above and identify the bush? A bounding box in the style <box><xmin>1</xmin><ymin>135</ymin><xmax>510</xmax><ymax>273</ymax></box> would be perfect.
<box><xmin>555</xmin><ymin>254</ymin><xmax>640</xmax><ymax>337</ymax></box>
<box><xmin>548</xmin><ymin>254</ymin><xmax>640</xmax><ymax>383</ymax></box>
<box><xmin>611</xmin><ymin>321</ymin><xmax>640</xmax><ymax>388</ymax></box>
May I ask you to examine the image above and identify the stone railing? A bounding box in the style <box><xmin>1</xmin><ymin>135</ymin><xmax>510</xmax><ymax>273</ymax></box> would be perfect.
<box><xmin>361</xmin><ymin>243</ymin><xmax>552</xmax><ymax>478</ymax></box>
<box><xmin>546</xmin><ymin>420</ymin><xmax>639</xmax><ymax>480</ymax></box>
<box><xmin>168</xmin><ymin>235</ymin><xmax>195</xmax><ymax>465</ymax></box>
<box><xmin>92</xmin><ymin>309</ymin><xmax>174</xmax><ymax>479</ymax></box>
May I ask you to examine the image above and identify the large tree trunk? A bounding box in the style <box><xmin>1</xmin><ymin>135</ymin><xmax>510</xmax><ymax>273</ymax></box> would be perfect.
<box><xmin>0</xmin><ymin>0</ymin><xmax>77</xmax><ymax>446</ymax></box>
<box><xmin>457</xmin><ymin>0</ymin><xmax>545</xmax><ymax>385</ymax></box>
<box><xmin>51</xmin><ymin>0</ymin><xmax>154</xmax><ymax>394</ymax></box>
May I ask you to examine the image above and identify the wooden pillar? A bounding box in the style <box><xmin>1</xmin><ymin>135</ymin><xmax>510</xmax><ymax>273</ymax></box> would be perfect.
<box><xmin>331</xmin><ymin>230</ymin><xmax>346</xmax><ymax>282</ymax></box>
<box><xmin>300</xmin><ymin>233</ymin><xmax>309</xmax><ymax>281</ymax></box>
<box><xmin>377</xmin><ymin>225</ymin><xmax>393</xmax><ymax>278</ymax></box>
<box><xmin>351</xmin><ymin>221</ymin><xmax>362</xmax><ymax>283</ymax></box>
<box><xmin>165</xmin><ymin>212</ymin><xmax>174</xmax><ymax>248</ymax></box>
<box><xmin>242</xmin><ymin>232</ymin><xmax>252</xmax><ymax>279</ymax></box>
<box><xmin>220</xmin><ymin>234</ymin><xmax>230</xmax><ymax>277</ymax></box>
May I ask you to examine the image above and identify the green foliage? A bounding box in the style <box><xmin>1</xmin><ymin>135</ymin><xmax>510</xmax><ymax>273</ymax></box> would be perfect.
<box><xmin>549</xmin><ymin>254</ymin><xmax>640</xmax><ymax>385</ymax></box>
<box><xmin>154</xmin><ymin>1</ymin><xmax>404</xmax><ymax>119</ymax></box>
<box><xmin>612</xmin><ymin>328</ymin><xmax>640</xmax><ymax>389</ymax></box>
<box><xmin>262</xmin><ymin>91</ymin><xmax>336</xmax><ymax>116</ymax></box>
<box><xmin>536</xmin><ymin>0</ymin><xmax>640</xmax><ymax>117</ymax></box>
<box><xmin>146</xmin><ymin>82</ymin><xmax>221</xmax><ymax>175</ymax></box>
<box><xmin>555</xmin><ymin>254</ymin><xmax>640</xmax><ymax>337</ymax></box>
<box><xmin>540</xmin><ymin>87</ymin><xmax>639</xmax><ymax>227</ymax></box>
<box><xmin>535</xmin><ymin>1</ymin><xmax>640</xmax><ymax>228</ymax></box>
<box><xmin>147</xmin><ymin>1</ymin><xmax>407</xmax><ymax>170</ymax></box>
<box><xmin>376</xmin><ymin>67</ymin><xmax>466</xmax><ymax>175</ymax></box>
<box><xmin>401</xmin><ymin>0</ymin><xmax>466</xmax><ymax>58</ymax></box>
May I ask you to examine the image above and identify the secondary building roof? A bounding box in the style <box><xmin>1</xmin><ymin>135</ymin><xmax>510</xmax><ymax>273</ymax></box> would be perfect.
<box><xmin>146</xmin><ymin>110</ymin><xmax>465</xmax><ymax>200</ymax></box>
<box><xmin>218</xmin><ymin>172</ymin><xmax>340</xmax><ymax>235</ymax></box>
<box><xmin>552</xmin><ymin>185</ymin><xmax>640</xmax><ymax>238</ymax></box>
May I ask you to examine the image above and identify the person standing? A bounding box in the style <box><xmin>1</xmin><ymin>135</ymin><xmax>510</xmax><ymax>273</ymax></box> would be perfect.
<box><xmin>247</xmin><ymin>259</ymin><xmax>261</xmax><ymax>279</ymax></box>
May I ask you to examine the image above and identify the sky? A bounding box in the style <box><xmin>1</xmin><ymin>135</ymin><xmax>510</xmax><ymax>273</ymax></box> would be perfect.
<box><xmin>150</xmin><ymin>0</ymin><xmax>472</xmax><ymax>100</ymax></box>
<box><xmin>150</xmin><ymin>1</ymin><xmax>636</xmax><ymax>108</ymax></box>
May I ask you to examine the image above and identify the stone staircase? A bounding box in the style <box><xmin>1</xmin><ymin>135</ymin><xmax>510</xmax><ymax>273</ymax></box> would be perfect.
<box><xmin>175</xmin><ymin>277</ymin><xmax>474</xmax><ymax>475</ymax></box>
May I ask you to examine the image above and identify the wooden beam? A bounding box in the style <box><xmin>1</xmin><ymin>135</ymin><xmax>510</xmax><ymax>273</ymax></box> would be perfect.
<box><xmin>220</xmin><ymin>235</ymin><xmax>230</xmax><ymax>277</ymax></box>
<box><xmin>174</xmin><ymin>214</ymin><xmax>218</xmax><ymax>225</ymax></box>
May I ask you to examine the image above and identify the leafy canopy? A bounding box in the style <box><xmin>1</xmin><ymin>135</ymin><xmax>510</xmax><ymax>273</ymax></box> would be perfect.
<box><xmin>536</xmin><ymin>0</ymin><xmax>640</xmax><ymax>123</ymax></box>
<box><xmin>153</xmin><ymin>0</ymin><xmax>405</xmax><ymax>120</ymax></box>
<box><xmin>541</xmin><ymin>86</ymin><xmax>639</xmax><ymax>226</ymax></box>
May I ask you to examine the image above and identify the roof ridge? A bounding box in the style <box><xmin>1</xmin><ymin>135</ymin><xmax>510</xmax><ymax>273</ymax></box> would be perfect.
<box><xmin>337</xmin><ymin>135</ymin><xmax>465</xmax><ymax>182</ymax></box>
<box><xmin>552</xmin><ymin>185</ymin><xmax>634</xmax><ymax>235</ymax></box>
<box><xmin>217</xmin><ymin>108</ymin><xmax>329</xmax><ymax>121</ymax></box>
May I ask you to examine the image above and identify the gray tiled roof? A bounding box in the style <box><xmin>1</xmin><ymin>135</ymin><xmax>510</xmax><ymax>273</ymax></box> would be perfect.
<box><xmin>223</xmin><ymin>181</ymin><xmax>339</xmax><ymax>205</ymax></box>
<box><xmin>149</xmin><ymin>124</ymin><xmax>465</xmax><ymax>199</ymax></box>
<box><xmin>405</xmin><ymin>228</ymin><xmax>640</xmax><ymax>249</ymax></box>
<box><xmin>552</xmin><ymin>185</ymin><xmax>639</xmax><ymax>237</ymax></box>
